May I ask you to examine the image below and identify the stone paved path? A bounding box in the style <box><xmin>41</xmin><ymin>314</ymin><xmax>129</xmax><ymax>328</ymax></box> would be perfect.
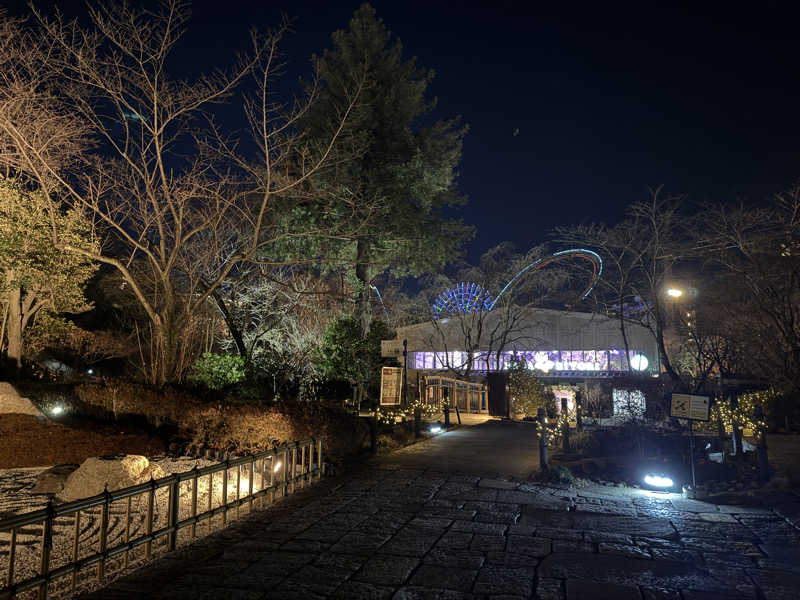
<box><xmin>78</xmin><ymin>426</ymin><xmax>800</xmax><ymax>600</ymax></box>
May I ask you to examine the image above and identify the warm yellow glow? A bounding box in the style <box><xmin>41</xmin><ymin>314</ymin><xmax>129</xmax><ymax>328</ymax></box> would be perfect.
<box><xmin>273</xmin><ymin>460</ymin><xmax>283</xmax><ymax>473</ymax></box>
<box><xmin>667</xmin><ymin>288</ymin><xmax>683</xmax><ymax>297</ymax></box>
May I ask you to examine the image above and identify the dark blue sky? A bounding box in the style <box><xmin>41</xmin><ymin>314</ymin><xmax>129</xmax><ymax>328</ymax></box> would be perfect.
<box><xmin>11</xmin><ymin>0</ymin><xmax>800</xmax><ymax>261</ymax></box>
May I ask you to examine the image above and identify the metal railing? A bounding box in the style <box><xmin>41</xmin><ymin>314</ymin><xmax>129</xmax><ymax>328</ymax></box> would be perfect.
<box><xmin>0</xmin><ymin>438</ymin><xmax>323</xmax><ymax>600</ymax></box>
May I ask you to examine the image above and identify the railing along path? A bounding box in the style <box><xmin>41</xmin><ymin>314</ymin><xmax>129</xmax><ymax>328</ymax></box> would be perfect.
<box><xmin>0</xmin><ymin>438</ymin><xmax>323</xmax><ymax>600</ymax></box>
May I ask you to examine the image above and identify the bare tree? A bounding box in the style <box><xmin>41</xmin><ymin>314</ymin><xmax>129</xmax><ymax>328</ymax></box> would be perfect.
<box><xmin>0</xmin><ymin>1</ymin><xmax>364</xmax><ymax>384</ymax></box>
<box><xmin>694</xmin><ymin>185</ymin><xmax>800</xmax><ymax>393</ymax></box>
<box><xmin>555</xmin><ymin>188</ymin><xmax>687</xmax><ymax>384</ymax></box>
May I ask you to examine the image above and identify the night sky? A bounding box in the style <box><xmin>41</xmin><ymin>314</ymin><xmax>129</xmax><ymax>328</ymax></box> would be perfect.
<box><xmin>8</xmin><ymin>0</ymin><xmax>800</xmax><ymax>261</ymax></box>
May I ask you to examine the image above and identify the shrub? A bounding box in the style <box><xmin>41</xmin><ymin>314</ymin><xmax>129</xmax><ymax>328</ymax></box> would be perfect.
<box><xmin>508</xmin><ymin>359</ymin><xmax>554</xmax><ymax>416</ymax></box>
<box><xmin>189</xmin><ymin>353</ymin><xmax>246</xmax><ymax>390</ymax></box>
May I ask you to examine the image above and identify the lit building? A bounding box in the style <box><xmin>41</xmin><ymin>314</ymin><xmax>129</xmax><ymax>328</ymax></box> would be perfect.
<box><xmin>382</xmin><ymin>307</ymin><xmax>663</xmax><ymax>421</ymax></box>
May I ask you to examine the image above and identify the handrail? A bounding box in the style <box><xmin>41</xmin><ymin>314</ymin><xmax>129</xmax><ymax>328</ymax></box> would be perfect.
<box><xmin>0</xmin><ymin>437</ymin><xmax>323</xmax><ymax>600</ymax></box>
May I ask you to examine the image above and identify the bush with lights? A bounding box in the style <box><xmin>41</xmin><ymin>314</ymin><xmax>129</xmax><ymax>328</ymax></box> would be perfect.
<box><xmin>695</xmin><ymin>388</ymin><xmax>778</xmax><ymax>437</ymax></box>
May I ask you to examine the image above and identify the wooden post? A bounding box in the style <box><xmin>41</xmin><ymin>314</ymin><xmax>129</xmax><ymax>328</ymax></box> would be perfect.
<box><xmin>755</xmin><ymin>404</ymin><xmax>770</xmax><ymax>482</ymax></box>
<box><xmin>575</xmin><ymin>389</ymin><xmax>583</xmax><ymax>431</ymax></box>
<box><xmin>538</xmin><ymin>407</ymin><xmax>548</xmax><ymax>470</ymax></box>
<box><xmin>369</xmin><ymin>412</ymin><xmax>378</xmax><ymax>453</ymax></box>
<box><xmin>561</xmin><ymin>397</ymin><xmax>570</xmax><ymax>453</ymax></box>
<box><xmin>730</xmin><ymin>392</ymin><xmax>743</xmax><ymax>455</ymax></box>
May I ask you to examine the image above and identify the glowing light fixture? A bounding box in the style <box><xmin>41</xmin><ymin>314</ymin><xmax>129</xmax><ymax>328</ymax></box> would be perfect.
<box><xmin>666</xmin><ymin>288</ymin><xmax>683</xmax><ymax>298</ymax></box>
<box><xmin>630</xmin><ymin>354</ymin><xmax>649</xmax><ymax>371</ymax></box>
<box><xmin>87</xmin><ymin>368</ymin><xmax>95</xmax><ymax>375</ymax></box>
<box><xmin>273</xmin><ymin>460</ymin><xmax>283</xmax><ymax>473</ymax></box>
<box><xmin>644</xmin><ymin>474</ymin><xmax>674</xmax><ymax>488</ymax></box>
<box><xmin>429</xmin><ymin>425</ymin><xmax>442</xmax><ymax>434</ymax></box>
<box><xmin>51</xmin><ymin>405</ymin><xmax>64</xmax><ymax>416</ymax></box>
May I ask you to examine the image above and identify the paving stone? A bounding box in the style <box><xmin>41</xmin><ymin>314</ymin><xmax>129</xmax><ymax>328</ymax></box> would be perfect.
<box><xmin>650</xmin><ymin>548</ymin><xmax>698</xmax><ymax>562</ymax></box>
<box><xmin>470</xmin><ymin>534</ymin><xmax>507</xmax><ymax>552</ymax></box>
<box><xmin>678</xmin><ymin>591</ymin><xmax>753</xmax><ymax>600</ymax></box>
<box><xmin>435</xmin><ymin>531</ymin><xmax>473</xmax><ymax>550</ymax></box>
<box><xmin>565</xmin><ymin>577</ymin><xmax>641</xmax><ymax>599</ymax></box>
<box><xmin>746</xmin><ymin>568</ymin><xmax>800</xmax><ymax>600</ymax></box>
<box><xmin>686</xmin><ymin>512</ymin><xmax>738</xmax><ymax>523</ymax></box>
<box><xmin>353</xmin><ymin>555</ymin><xmax>419</xmax><ymax>586</ymax></box>
<box><xmin>584</xmin><ymin>530</ymin><xmax>634</xmax><ymax>545</ymax></box>
<box><xmin>485</xmin><ymin>552</ymin><xmax>537</xmax><ymax>567</ymax></box>
<box><xmin>380</xmin><ymin>528</ymin><xmax>442</xmax><ymax>557</ymax></box>
<box><xmin>538</xmin><ymin>552</ymin><xmax>733</xmax><ymax>593</ymax></box>
<box><xmin>702</xmin><ymin>553</ymin><xmax>754</xmax><ymax>569</ymax></box>
<box><xmin>409</xmin><ymin>517</ymin><xmax>454</xmax><ymax>530</ymax></box>
<box><xmin>330</xmin><ymin>531</ymin><xmax>392</xmax><ymax>554</ymax></box>
<box><xmin>598</xmin><ymin>542</ymin><xmax>651</xmax><ymax>559</ymax></box>
<box><xmin>552</xmin><ymin>540</ymin><xmax>595</xmax><ymax>553</ymax></box>
<box><xmin>507</xmin><ymin>523</ymin><xmax>536</xmax><ymax>536</ymax></box>
<box><xmin>472</xmin><ymin>565</ymin><xmax>535</xmax><ymax>596</ymax></box>
<box><xmin>538</xmin><ymin>526</ymin><xmax>583</xmax><ymax>541</ymax></box>
<box><xmin>199</xmin><ymin>588</ymin><xmax>265</xmax><ymax>600</ymax></box>
<box><xmin>474</xmin><ymin>510</ymin><xmax>520</xmax><ymax>524</ymax></box>
<box><xmin>572</xmin><ymin>514</ymin><xmax>677</xmax><ymax>538</ymax></box>
<box><xmin>575</xmin><ymin>503</ymin><xmax>638</xmax><ymax>517</ymax></box>
<box><xmin>331</xmin><ymin>581</ymin><xmax>394</xmax><ymax>600</ymax></box>
<box><xmin>450</xmin><ymin>521</ymin><xmax>507</xmax><ymax>535</ymax></box>
<box><xmin>671</xmin><ymin>521</ymin><xmax>756</xmax><ymax>541</ymax></box>
<box><xmin>640</xmin><ymin>588</ymin><xmax>681</xmax><ymax>600</ymax></box>
<box><xmin>535</xmin><ymin>577</ymin><xmax>565</xmax><ymax>600</ymax></box>
<box><xmin>632</xmin><ymin>536</ymin><xmax>681</xmax><ymax>549</ymax></box>
<box><xmin>505</xmin><ymin>535</ymin><xmax>551</xmax><ymax>557</ymax></box>
<box><xmin>392</xmin><ymin>586</ymin><xmax>476</xmax><ymax>599</ymax></box>
<box><xmin>424</xmin><ymin>548</ymin><xmax>485</xmax><ymax>569</ymax></box>
<box><xmin>478</xmin><ymin>479</ymin><xmax>519</xmax><ymax>490</ymax></box>
<box><xmin>670</xmin><ymin>498</ymin><xmax>719</xmax><ymax>513</ymax></box>
<box><xmin>680</xmin><ymin>538</ymin><xmax>762</xmax><ymax>556</ymax></box>
<box><xmin>409</xmin><ymin>565</ymin><xmax>478</xmax><ymax>592</ymax></box>
<box><xmin>419</xmin><ymin>508</ymin><xmax>476</xmax><ymax>521</ymax></box>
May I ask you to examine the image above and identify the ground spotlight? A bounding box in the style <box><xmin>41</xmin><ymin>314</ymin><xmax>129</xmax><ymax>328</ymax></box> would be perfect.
<box><xmin>50</xmin><ymin>405</ymin><xmax>64</xmax><ymax>416</ymax></box>
<box><xmin>643</xmin><ymin>474</ymin><xmax>674</xmax><ymax>488</ymax></box>
<box><xmin>429</xmin><ymin>425</ymin><xmax>442</xmax><ymax>434</ymax></box>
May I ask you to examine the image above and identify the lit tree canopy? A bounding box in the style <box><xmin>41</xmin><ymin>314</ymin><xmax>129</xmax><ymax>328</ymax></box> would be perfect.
<box><xmin>0</xmin><ymin>177</ymin><xmax>99</xmax><ymax>368</ymax></box>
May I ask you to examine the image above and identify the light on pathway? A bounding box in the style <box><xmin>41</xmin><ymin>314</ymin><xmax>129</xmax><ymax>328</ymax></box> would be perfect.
<box><xmin>50</xmin><ymin>405</ymin><xmax>64</xmax><ymax>416</ymax></box>
<box><xmin>429</xmin><ymin>425</ymin><xmax>442</xmax><ymax>434</ymax></box>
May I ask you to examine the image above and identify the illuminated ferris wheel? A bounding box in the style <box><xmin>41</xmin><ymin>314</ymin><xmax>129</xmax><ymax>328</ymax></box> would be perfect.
<box><xmin>433</xmin><ymin>282</ymin><xmax>494</xmax><ymax>319</ymax></box>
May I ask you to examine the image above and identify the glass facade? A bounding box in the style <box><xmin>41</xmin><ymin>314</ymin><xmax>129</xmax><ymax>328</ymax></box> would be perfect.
<box><xmin>412</xmin><ymin>349</ymin><xmax>649</xmax><ymax>374</ymax></box>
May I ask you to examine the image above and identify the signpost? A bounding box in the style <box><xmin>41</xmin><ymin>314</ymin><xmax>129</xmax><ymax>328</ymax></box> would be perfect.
<box><xmin>670</xmin><ymin>393</ymin><xmax>710</xmax><ymax>491</ymax></box>
<box><xmin>380</xmin><ymin>367</ymin><xmax>403</xmax><ymax>406</ymax></box>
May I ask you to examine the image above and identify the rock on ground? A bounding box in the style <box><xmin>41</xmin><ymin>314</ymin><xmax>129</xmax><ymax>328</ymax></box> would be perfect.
<box><xmin>59</xmin><ymin>455</ymin><xmax>166</xmax><ymax>501</ymax></box>
<box><xmin>0</xmin><ymin>381</ymin><xmax>43</xmax><ymax>417</ymax></box>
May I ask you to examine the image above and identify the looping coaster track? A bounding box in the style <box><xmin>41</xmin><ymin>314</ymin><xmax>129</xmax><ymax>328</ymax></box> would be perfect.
<box><xmin>431</xmin><ymin>248</ymin><xmax>603</xmax><ymax>319</ymax></box>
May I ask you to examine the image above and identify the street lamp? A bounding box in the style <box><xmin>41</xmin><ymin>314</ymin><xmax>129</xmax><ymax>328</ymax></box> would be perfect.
<box><xmin>666</xmin><ymin>288</ymin><xmax>684</xmax><ymax>298</ymax></box>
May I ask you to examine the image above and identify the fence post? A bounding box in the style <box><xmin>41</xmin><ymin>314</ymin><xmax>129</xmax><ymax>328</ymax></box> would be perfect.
<box><xmin>97</xmin><ymin>488</ymin><xmax>109</xmax><ymax>581</ymax></box>
<box><xmin>575</xmin><ymin>389</ymin><xmax>583</xmax><ymax>431</ymax></box>
<box><xmin>538</xmin><ymin>407</ymin><xmax>548</xmax><ymax>470</ymax></box>
<box><xmin>168</xmin><ymin>473</ymin><xmax>180</xmax><ymax>551</ymax></box>
<box><xmin>561</xmin><ymin>397</ymin><xmax>570</xmax><ymax>454</ymax></box>
<box><xmin>443</xmin><ymin>402</ymin><xmax>450</xmax><ymax>428</ymax></box>
<box><xmin>755</xmin><ymin>404</ymin><xmax>770</xmax><ymax>482</ymax></box>
<box><xmin>414</xmin><ymin>406</ymin><xmax>421</xmax><ymax>438</ymax></box>
<box><xmin>317</xmin><ymin>437</ymin><xmax>324</xmax><ymax>478</ymax></box>
<box><xmin>38</xmin><ymin>499</ymin><xmax>54</xmax><ymax>600</ymax></box>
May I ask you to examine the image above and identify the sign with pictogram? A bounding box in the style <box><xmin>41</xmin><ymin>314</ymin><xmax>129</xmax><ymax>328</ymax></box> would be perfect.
<box><xmin>670</xmin><ymin>393</ymin><xmax>710</xmax><ymax>421</ymax></box>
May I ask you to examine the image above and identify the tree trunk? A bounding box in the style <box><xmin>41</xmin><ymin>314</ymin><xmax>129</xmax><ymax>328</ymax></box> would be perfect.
<box><xmin>354</xmin><ymin>238</ymin><xmax>372</xmax><ymax>336</ymax></box>
<box><xmin>6</xmin><ymin>284</ymin><xmax>23</xmax><ymax>372</ymax></box>
<box><xmin>210</xmin><ymin>288</ymin><xmax>247</xmax><ymax>359</ymax></box>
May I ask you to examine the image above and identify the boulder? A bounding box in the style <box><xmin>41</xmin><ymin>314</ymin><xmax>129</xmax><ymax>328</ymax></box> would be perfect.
<box><xmin>59</xmin><ymin>455</ymin><xmax>166</xmax><ymax>501</ymax></box>
<box><xmin>31</xmin><ymin>463</ymin><xmax>79</xmax><ymax>495</ymax></box>
<box><xmin>0</xmin><ymin>382</ymin><xmax>43</xmax><ymax>417</ymax></box>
